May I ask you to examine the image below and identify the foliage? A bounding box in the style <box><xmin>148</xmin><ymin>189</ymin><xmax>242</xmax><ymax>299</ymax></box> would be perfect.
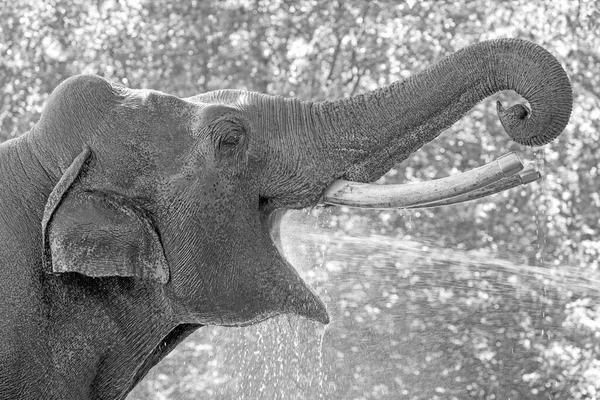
<box><xmin>2</xmin><ymin>0</ymin><xmax>599</xmax><ymax>398</ymax></box>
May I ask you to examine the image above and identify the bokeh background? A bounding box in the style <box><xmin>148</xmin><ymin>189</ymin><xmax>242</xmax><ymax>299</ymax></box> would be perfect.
<box><xmin>2</xmin><ymin>1</ymin><xmax>600</xmax><ymax>399</ymax></box>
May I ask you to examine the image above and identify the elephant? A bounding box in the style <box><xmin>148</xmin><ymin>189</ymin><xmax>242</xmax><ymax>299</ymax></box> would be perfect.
<box><xmin>0</xmin><ymin>38</ymin><xmax>571</xmax><ymax>399</ymax></box>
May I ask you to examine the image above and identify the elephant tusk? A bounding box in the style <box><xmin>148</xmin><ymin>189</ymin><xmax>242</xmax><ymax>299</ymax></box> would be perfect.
<box><xmin>321</xmin><ymin>152</ymin><xmax>524</xmax><ymax>209</ymax></box>
<box><xmin>407</xmin><ymin>164</ymin><xmax>541</xmax><ymax>209</ymax></box>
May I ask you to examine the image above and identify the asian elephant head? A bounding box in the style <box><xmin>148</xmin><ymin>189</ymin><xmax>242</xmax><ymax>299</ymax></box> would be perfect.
<box><xmin>0</xmin><ymin>38</ymin><xmax>571</xmax><ymax>399</ymax></box>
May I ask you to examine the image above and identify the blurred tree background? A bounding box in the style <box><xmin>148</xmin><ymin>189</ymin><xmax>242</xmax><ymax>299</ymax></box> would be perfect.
<box><xmin>2</xmin><ymin>0</ymin><xmax>600</xmax><ymax>398</ymax></box>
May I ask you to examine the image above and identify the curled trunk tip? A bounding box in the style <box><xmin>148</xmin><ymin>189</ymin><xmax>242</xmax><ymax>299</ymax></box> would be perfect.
<box><xmin>493</xmin><ymin>39</ymin><xmax>573</xmax><ymax>146</ymax></box>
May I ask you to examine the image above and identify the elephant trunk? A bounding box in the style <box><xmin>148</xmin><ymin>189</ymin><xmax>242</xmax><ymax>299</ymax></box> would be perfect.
<box><xmin>308</xmin><ymin>38</ymin><xmax>572</xmax><ymax>184</ymax></box>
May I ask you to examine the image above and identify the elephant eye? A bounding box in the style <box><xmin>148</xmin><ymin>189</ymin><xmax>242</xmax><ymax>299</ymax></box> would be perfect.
<box><xmin>219</xmin><ymin>130</ymin><xmax>243</xmax><ymax>148</ymax></box>
<box><xmin>212</xmin><ymin>117</ymin><xmax>248</xmax><ymax>161</ymax></box>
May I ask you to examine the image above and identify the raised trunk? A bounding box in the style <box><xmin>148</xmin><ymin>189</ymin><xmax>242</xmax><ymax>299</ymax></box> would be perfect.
<box><xmin>190</xmin><ymin>39</ymin><xmax>570</xmax><ymax>209</ymax></box>
<box><xmin>310</xmin><ymin>38</ymin><xmax>572</xmax><ymax>183</ymax></box>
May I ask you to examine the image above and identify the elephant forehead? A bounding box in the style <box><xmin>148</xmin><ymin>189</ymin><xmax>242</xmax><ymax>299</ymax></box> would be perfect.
<box><xmin>102</xmin><ymin>102</ymin><xmax>195</xmax><ymax>158</ymax></box>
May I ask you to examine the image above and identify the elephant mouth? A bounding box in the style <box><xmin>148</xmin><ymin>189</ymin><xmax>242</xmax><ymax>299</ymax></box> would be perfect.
<box><xmin>264</xmin><ymin>153</ymin><xmax>539</xmax><ymax>326</ymax></box>
<box><xmin>320</xmin><ymin>152</ymin><xmax>540</xmax><ymax>210</ymax></box>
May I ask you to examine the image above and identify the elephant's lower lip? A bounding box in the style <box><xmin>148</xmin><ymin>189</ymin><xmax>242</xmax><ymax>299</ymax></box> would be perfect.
<box><xmin>309</xmin><ymin>309</ymin><xmax>331</xmax><ymax>325</ymax></box>
<box><xmin>284</xmin><ymin>288</ymin><xmax>330</xmax><ymax>325</ymax></box>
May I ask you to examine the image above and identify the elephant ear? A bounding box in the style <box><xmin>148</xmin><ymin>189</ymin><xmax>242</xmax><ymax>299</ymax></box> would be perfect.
<box><xmin>42</xmin><ymin>146</ymin><xmax>169</xmax><ymax>283</ymax></box>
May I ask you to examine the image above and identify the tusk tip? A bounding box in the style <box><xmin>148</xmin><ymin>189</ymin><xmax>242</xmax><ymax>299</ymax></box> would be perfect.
<box><xmin>497</xmin><ymin>152</ymin><xmax>524</xmax><ymax>177</ymax></box>
<box><xmin>518</xmin><ymin>164</ymin><xmax>542</xmax><ymax>185</ymax></box>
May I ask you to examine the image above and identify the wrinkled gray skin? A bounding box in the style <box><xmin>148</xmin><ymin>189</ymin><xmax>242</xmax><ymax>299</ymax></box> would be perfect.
<box><xmin>0</xmin><ymin>39</ymin><xmax>571</xmax><ymax>399</ymax></box>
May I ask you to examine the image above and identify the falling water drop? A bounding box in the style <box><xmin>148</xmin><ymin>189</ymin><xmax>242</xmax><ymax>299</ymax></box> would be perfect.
<box><xmin>316</xmin><ymin>324</ymin><xmax>327</xmax><ymax>399</ymax></box>
<box><xmin>534</xmin><ymin>147</ymin><xmax>547</xmax><ymax>268</ymax></box>
<box><xmin>292</xmin><ymin>318</ymin><xmax>302</xmax><ymax>389</ymax></box>
<box><xmin>258</xmin><ymin>325</ymin><xmax>270</xmax><ymax>396</ymax></box>
<box><xmin>534</xmin><ymin>147</ymin><xmax>549</xmax><ymax>342</ymax></box>
<box><xmin>275</xmin><ymin>321</ymin><xmax>284</xmax><ymax>396</ymax></box>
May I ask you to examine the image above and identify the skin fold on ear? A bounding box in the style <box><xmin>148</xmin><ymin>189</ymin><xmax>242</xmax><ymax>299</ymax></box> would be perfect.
<box><xmin>42</xmin><ymin>146</ymin><xmax>169</xmax><ymax>284</ymax></box>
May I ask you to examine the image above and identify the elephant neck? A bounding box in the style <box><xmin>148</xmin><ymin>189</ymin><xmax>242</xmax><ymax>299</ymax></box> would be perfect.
<box><xmin>45</xmin><ymin>275</ymin><xmax>201</xmax><ymax>399</ymax></box>
<box><xmin>0</xmin><ymin>134</ymin><xmax>56</xmax><ymax>228</ymax></box>
<box><xmin>0</xmin><ymin>135</ymin><xmax>59</xmax><ymax>398</ymax></box>
<box><xmin>0</xmin><ymin>133</ymin><xmax>63</xmax><ymax>280</ymax></box>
